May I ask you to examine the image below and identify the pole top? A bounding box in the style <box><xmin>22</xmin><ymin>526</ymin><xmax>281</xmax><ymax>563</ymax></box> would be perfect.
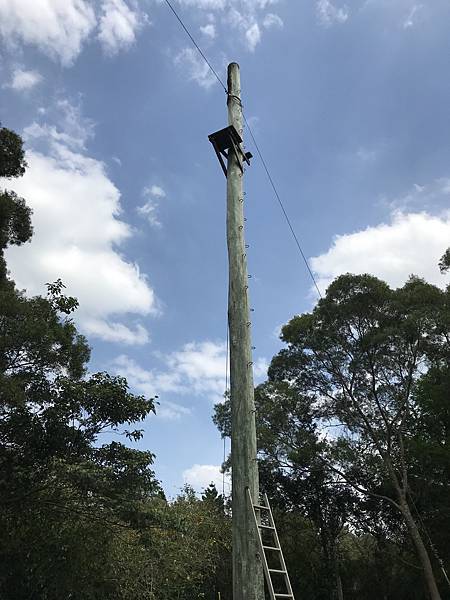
<box><xmin>227</xmin><ymin>63</ymin><xmax>240</xmax><ymax>94</ymax></box>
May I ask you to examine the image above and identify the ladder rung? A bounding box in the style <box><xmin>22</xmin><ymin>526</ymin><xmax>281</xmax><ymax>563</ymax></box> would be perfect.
<box><xmin>253</xmin><ymin>504</ymin><xmax>270</xmax><ymax>511</ymax></box>
<box><xmin>259</xmin><ymin>524</ymin><xmax>275</xmax><ymax>530</ymax></box>
<box><xmin>274</xmin><ymin>595</ymin><xmax>294</xmax><ymax>598</ymax></box>
<box><xmin>262</xmin><ymin>545</ymin><xmax>280</xmax><ymax>551</ymax></box>
<box><xmin>269</xmin><ymin>569</ymin><xmax>287</xmax><ymax>574</ymax></box>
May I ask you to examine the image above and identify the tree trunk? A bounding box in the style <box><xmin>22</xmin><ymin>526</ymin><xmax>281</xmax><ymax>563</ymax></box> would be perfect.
<box><xmin>335</xmin><ymin>570</ymin><xmax>344</xmax><ymax>600</ymax></box>
<box><xmin>322</xmin><ymin>536</ymin><xmax>344</xmax><ymax>600</ymax></box>
<box><xmin>399</xmin><ymin>498</ymin><xmax>442</xmax><ymax>600</ymax></box>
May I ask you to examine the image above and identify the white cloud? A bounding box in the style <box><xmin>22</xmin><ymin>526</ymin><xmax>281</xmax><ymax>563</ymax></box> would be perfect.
<box><xmin>253</xmin><ymin>357</ymin><xmax>269</xmax><ymax>380</ymax></box>
<box><xmin>98</xmin><ymin>0</ymin><xmax>141</xmax><ymax>56</ymax></box>
<box><xmin>137</xmin><ymin>184</ymin><xmax>167</xmax><ymax>228</ymax></box>
<box><xmin>175</xmin><ymin>0</ymin><xmax>282</xmax><ymax>65</ymax></box>
<box><xmin>263</xmin><ymin>12</ymin><xmax>283</xmax><ymax>29</ymax></box>
<box><xmin>183</xmin><ymin>464</ymin><xmax>230</xmax><ymax>494</ymax></box>
<box><xmin>245</xmin><ymin>22</ymin><xmax>261</xmax><ymax>51</ymax></box>
<box><xmin>200</xmin><ymin>23</ymin><xmax>216</xmax><ymax>38</ymax></box>
<box><xmin>403</xmin><ymin>4</ymin><xmax>423</xmax><ymax>29</ymax></box>
<box><xmin>316</xmin><ymin>0</ymin><xmax>349</xmax><ymax>27</ymax></box>
<box><xmin>272</xmin><ymin>323</ymin><xmax>283</xmax><ymax>340</ymax></box>
<box><xmin>178</xmin><ymin>0</ymin><xmax>226</xmax><ymax>9</ymax></box>
<box><xmin>166</xmin><ymin>340</ymin><xmax>228</xmax><ymax>401</ymax></box>
<box><xmin>145</xmin><ymin>184</ymin><xmax>166</xmax><ymax>198</ymax></box>
<box><xmin>137</xmin><ymin>203</ymin><xmax>160</xmax><ymax>227</ymax></box>
<box><xmin>83</xmin><ymin>320</ymin><xmax>150</xmax><ymax>345</ymax></box>
<box><xmin>112</xmin><ymin>340</ymin><xmax>268</xmax><ymax>418</ymax></box>
<box><xmin>386</xmin><ymin>178</ymin><xmax>450</xmax><ymax>213</ymax></box>
<box><xmin>24</xmin><ymin>98</ymin><xmax>95</xmax><ymax>151</ymax></box>
<box><xmin>164</xmin><ymin>341</ymin><xmax>267</xmax><ymax>399</ymax></box>
<box><xmin>156</xmin><ymin>402</ymin><xmax>191</xmax><ymax>420</ymax></box>
<box><xmin>174</xmin><ymin>47</ymin><xmax>219</xmax><ymax>89</ymax></box>
<box><xmin>0</xmin><ymin>0</ymin><xmax>147</xmax><ymax>64</ymax></box>
<box><xmin>112</xmin><ymin>354</ymin><xmax>192</xmax><ymax>419</ymax></box>
<box><xmin>227</xmin><ymin>6</ymin><xmax>247</xmax><ymax>28</ymax></box>
<box><xmin>225</xmin><ymin>7</ymin><xmax>263</xmax><ymax>51</ymax></box>
<box><xmin>5</xmin><ymin>102</ymin><xmax>156</xmax><ymax>345</ymax></box>
<box><xmin>6</xmin><ymin>68</ymin><xmax>43</xmax><ymax>91</ymax></box>
<box><xmin>0</xmin><ymin>0</ymin><xmax>96</xmax><ymax>65</ymax></box>
<box><xmin>311</xmin><ymin>211</ymin><xmax>450</xmax><ymax>294</ymax></box>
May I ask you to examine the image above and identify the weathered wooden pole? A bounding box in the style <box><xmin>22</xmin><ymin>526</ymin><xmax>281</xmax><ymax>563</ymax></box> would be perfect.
<box><xmin>226</xmin><ymin>62</ymin><xmax>264</xmax><ymax>600</ymax></box>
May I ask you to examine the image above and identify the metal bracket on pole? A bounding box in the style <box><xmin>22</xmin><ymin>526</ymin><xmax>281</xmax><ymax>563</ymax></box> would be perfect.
<box><xmin>208</xmin><ymin>125</ymin><xmax>253</xmax><ymax>178</ymax></box>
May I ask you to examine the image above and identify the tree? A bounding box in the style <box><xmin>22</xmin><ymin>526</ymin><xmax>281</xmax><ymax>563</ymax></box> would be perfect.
<box><xmin>0</xmin><ymin>127</ymin><xmax>163</xmax><ymax>599</ymax></box>
<box><xmin>0</xmin><ymin>277</ymin><xmax>162</xmax><ymax>598</ymax></box>
<box><xmin>141</xmin><ymin>485</ymin><xmax>232</xmax><ymax>600</ymax></box>
<box><xmin>0</xmin><ymin>126</ymin><xmax>32</xmax><ymax>279</ymax></box>
<box><xmin>406</xmin><ymin>363</ymin><xmax>450</xmax><ymax>592</ymax></box>
<box><xmin>0</xmin><ymin>125</ymin><xmax>27</xmax><ymax>178</ymax></box>
<box><xmin>267</xmin><ymin>273</ymin><xmax>448</xmax><ymax>600</ymax></box>
<box><xmin>439</xmin><ymin>248</ymin><xmax>450</xmax><ymax>274</ymax></box>
<box><xmin>215</xmin><ymin>380</ymin><xmax>354</xmax><ymax>600</ymax></box>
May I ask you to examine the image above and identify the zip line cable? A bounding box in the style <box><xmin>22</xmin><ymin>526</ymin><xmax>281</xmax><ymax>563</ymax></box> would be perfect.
<box><xmin>163</xmin><ymin>0</ymin><xmax>324</xmax><ymax>301</ymax></box>
<box><xmin>242</xmin><ymin>113</ymin><xmax>323</xmax><ymax>300</ymax></box>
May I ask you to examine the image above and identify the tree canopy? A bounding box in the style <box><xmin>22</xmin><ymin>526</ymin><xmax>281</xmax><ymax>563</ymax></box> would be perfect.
<box><xmin>216</xmin><ymin>270</ymin><xmax>450</xmax><ymax>600</ymax></box>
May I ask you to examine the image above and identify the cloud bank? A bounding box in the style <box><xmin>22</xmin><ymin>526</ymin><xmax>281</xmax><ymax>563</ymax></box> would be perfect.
<box><xmin>112</xmin><ymin>339</ymin><xmax>268</xmax><ymax>418</ymax></box>
<box><xmin>311</xmin><ymin>211</ymin><xmax>450</xmax><ymax>294</ymax></box>
<box><xmin>183</xmin><ymin>463</ymin><xmax>230</xmax><ymax>494</ymax></box>
<box><xmin>0</xmin><ymin>0</ymin><xmax>146</xmax><ymax>65</ymax></box>
<box><xmin>0</xmin><ymin>0</ymin><xmax>97</xmax><ymax>65</ymax></box>
<box><xmin>4</xmin><ymin>100</ymin><xmax>156</xmax><ymax>346</ymax></box>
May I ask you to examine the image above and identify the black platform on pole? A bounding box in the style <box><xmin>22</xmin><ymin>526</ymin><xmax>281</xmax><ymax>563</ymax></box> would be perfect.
<box><xmin>208</xmin><ymin>125</ymin><xmax>253</xmax><ymax>177</ymax></box>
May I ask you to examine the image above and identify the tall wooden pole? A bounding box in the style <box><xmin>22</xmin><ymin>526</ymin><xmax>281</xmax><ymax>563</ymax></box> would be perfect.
<box><xmin>227</xmin><ymin>62</ymin><xmax>263</xmax><ymax>600</ymax></box>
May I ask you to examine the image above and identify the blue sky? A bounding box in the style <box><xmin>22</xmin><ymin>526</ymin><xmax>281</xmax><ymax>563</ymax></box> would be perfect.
<box><xmin>1</xmin><ymin>0</ymin><xmax>450</xmax><ymax>496</ymax></box>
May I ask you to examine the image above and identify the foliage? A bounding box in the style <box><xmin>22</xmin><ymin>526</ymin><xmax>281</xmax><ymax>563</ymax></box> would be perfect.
<box><xmin>0</xmin><ymin>126</ymin><xmax>164</xmax><ymax>599</ymax></box>
<box><xmin>216</xmin><ymin>272</ymin><xmax>450</xmax><ymax>599</ymax></box>
<box><xmin>0</xmin><ymin>270</ymin><xmax>162</xmax><ymax>597</ymax></box>
<box><xmin>439</xmin><ymin>248</ymin><xmax>450</xmax><ymax>274</ymax></box>
<box><xmin>0</xmin><ymin>127</ymin><xmax>32</xmax><ymax>278</ymax></box>
<box><xmin>0</xmin><ymin>126</ymin><xmax>27</xmax><ymax>179</ymax></box>
<box><xmin>267</xmin><ymin>273</ymin><xmax>449</xmax><ymax>599</ymax></box>
<box><xmin>143</xmin><ymin>485</ymin><xmax>232</xmax><ymax>599</ymax></box>
<box><xmin>0</xmin><ymin>190</ymin><xmax>33</xmax><ymax>251</ymax></box>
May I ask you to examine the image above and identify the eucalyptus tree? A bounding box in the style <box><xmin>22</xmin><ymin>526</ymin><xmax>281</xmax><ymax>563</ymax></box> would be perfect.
<box><xmin>215</xmin><ymin>379</ymin><xmax>355</xmax><ymax>600</ymax></box>
<box><xmin>268</xmin><ymin>273</ymin><xmax>448</xmax><ymax>600</ymax></box>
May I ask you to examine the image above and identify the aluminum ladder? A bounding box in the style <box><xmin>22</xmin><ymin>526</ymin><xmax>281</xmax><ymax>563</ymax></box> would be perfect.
<box><xmin>248</xmin><ymin>489</ymin><xmax>295</xmax><ymax>600</ymax></box>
